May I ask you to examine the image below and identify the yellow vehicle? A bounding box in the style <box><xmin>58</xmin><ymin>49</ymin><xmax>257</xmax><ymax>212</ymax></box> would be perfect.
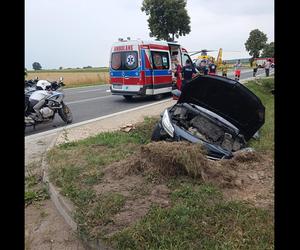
<box><xmin>190</xmin><ymin>49</ymin><xmax>223</xmax><ymax>66</ymax></box>
<box><xmin>190</xmin><ymin>49</ymin><xmax>223</xmax><ymax>75</ymax></box>
<box><xmin>190</xmin><ymin>48</ymin><xmax>241</xmax><ymax>74</ymax></box>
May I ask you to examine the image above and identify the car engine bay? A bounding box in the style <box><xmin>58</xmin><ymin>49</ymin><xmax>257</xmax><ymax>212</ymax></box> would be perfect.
<box><xmin>169</xmin><ymin>103</ymin><xmax>246</xmax><ymax>152</ymax></box>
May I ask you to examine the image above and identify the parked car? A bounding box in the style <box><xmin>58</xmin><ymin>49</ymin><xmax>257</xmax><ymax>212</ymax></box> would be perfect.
<box><xmin>151</xmin><ymin>75</ymin><xmax>265</xmax><ymax>159</ymax></box>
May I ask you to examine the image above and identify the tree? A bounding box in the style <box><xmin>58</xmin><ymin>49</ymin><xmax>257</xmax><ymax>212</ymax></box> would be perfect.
<box><xmin>261</xmin><ymin>42</ymin><xmax>274</xmax><ymax>58</ymax></box>
<box><xmin>32</xmin><ymin>62</ymin><xmax>42</xmax><ymax>70</ymax></box>
<box><xmin>59</xmin><ymin>66</ymin><xmax>63</xmax><ymax>70</ymax></box>
<box><xmin>141</xmin><ymin>0</ymin><xmax>191</xmax><ymax>41</ymax></box>
<box><xmin>245</xmin><ymin>29</ymin><xmax>268</xmax><ymax>59</ymax></box>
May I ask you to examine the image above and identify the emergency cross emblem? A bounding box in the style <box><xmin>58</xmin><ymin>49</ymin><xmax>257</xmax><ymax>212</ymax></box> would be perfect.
<box><xmin>126</xmin><ymin>55</ymin><xmax>135</xmax><ymax>65</ymax></box>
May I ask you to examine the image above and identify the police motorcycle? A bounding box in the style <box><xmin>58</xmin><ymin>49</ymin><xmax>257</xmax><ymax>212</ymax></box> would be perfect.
<box><xmin>25</xmin><ymin>77</ymin><xmax>73</xmax><ymax>128</ymax></box>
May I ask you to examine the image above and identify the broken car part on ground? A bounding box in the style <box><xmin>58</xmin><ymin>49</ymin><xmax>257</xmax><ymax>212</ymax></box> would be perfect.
<box><xmin>151</xmin><ymin>75</ymin><xmax>265</xmax><ymax>159</ymax></box>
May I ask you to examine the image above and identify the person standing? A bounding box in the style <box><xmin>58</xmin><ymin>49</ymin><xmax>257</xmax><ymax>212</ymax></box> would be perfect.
<box><xmin>208</xmin><ymin>59</ymin><xmax>217</xmax><ymax>75</ymax></box>
<box><xmin>175</xmin><ymin>59</ymin><xmax>182</xmax><ymax>90</ymax></box>
<box><xmin>234</xmin><ymin>59</ymin><xmax>242</xmax><ymax>81</ymax></box>
<box><xmin>182</xmin><ymin>59</ymin><xmax>197</xmax><ymax>89</ymax></box>
<box><xmin>252</xmin><ymin>59</ymin><xmax>258</xmax><ymax>77</ymax></box>
<box><xmin>220</xmin><ymin>61</ymin><xmax>228</xmax><ymax>77</ymax></box>
<box><xmin>264</xmin><ymin>59</ymin><xmax>272</xmax><ymax>77</ymax></box>
<box><xmin>200</xmin><ymin>59</ymin><xmax>209</xmax><ymax>75</ymax></box>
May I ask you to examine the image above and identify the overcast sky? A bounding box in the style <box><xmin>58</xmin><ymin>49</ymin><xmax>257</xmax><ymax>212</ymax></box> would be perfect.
<box><xmin>25</xmin><ymin>0</ymin><xmax>274</xmax><ymax>69</ymax></box>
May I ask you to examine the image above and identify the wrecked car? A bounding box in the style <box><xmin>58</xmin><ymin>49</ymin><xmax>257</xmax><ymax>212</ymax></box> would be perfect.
<box><xmin>151</xmin><ymin>75</ymin><xmax>265</xmax><ymax>159</ymax></box>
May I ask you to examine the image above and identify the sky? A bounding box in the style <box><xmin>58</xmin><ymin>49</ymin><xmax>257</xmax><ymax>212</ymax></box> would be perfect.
<box><xmin>25</xmin><ymin>0</ymin><xmax>274</xmax><ymax>69</ymax></box>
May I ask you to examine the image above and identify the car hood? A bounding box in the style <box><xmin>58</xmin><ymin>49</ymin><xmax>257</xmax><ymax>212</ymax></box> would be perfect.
<box><xmin>178</xmin><ymin>75</ymin><xmax>265</xmax><ymax>141</ymax></box>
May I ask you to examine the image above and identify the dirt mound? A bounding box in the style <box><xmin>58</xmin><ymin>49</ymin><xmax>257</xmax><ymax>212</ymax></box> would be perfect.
<box><xmin>94</xmin><ymin>142</ymin><xmax>273</xmax><ymax>237</ymax></box>
<box><xmin>127</xmin><ymin>141</ymin><xmax>209</xmax><ymax>177</ymax></box>
<box><xmin>107</xmin><ymin>141</ymin><xmax>240</xmax><ymax>188</ymax></box>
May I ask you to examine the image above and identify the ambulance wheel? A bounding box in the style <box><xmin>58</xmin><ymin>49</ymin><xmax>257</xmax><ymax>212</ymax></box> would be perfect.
<box><xmin>123</xmin><ymin>95</ymin><xmax>133</xmax><ymax>101</ymax></box>
<box><xmin>153</xmin><ymin>94</ymin><xmax>163</xmax><ymax>100</ymax></box>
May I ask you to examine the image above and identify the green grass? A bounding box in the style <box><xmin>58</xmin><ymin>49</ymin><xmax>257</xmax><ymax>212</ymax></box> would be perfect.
<box><xmin>25</xmin><ymin>174</ymin><xmax>50</xmax><ymax>206</ymax></box>
<box><xmin>109</xmin><ymin>182</ymin><xmax>273</xmax><ymax>249</ymax></box>
<box><xmin>245</xmin><ymin>77</ymin><xmax>274</xmax><ymax>152</ymax></box>
<box><xmin>75</xmin><ymin>192</ymin><xmax>126</xmax><ymax>239</ymax></box>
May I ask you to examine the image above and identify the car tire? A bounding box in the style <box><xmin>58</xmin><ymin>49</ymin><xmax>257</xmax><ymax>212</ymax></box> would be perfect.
<box><xmin>151</xmin><ymin>123</ymin><xmax>163</xmax><ymax>141</ymax></box>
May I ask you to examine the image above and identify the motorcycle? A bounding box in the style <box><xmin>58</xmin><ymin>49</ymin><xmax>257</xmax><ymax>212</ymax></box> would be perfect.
<box><xmin>25</xmin><ymin>77</ymin><xmax>72</xmax><ymax>129</ymax></box>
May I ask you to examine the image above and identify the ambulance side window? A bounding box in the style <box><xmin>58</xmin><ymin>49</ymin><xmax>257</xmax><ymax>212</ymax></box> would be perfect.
<box><xmin>151</xmin><ymin>52</ymin><xmax>169</xmax><ymax>70</ymax></box>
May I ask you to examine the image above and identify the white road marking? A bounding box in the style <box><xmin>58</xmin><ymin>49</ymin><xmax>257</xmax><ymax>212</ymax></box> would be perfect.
<box><xmin>64</xmin><ymin>84</ymin><xmax>110</xmax><ymax>91</ymax></box>
<box><xmin>66</xmin><ymin>95</ymin><xmax>112</xmax><ymax>105</ymax></box>
<box><xmin>77</xmin><ymin>88</ymin><xmax>109</xmax><ymax>93</ymax></box>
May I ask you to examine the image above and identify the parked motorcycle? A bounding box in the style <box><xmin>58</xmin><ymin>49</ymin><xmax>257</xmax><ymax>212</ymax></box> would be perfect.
<box><xmin>25</xmin><ymin>77</ymin><xmax>72</xmax><ymax>129</ymax></box>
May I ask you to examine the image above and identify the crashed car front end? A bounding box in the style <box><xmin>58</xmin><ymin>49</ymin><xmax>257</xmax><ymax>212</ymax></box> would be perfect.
<box><xmin>155</xmin><ymin>105</ymin><xmax>243</xmax><ymax>159</ymax></box>
<box><xmin>152</xmin><ymin>75</ymin><xmax>265</xmax><ymax>160</ymax></box>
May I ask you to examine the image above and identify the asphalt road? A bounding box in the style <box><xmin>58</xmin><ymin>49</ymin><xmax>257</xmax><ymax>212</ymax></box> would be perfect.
<box><xmin>25</xmin><ymin>68</ymin><xmax>273</xmax><ymax>136</ymax></box>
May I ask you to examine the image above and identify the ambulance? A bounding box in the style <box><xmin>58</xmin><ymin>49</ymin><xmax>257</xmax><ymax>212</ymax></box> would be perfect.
<box><xmin>109</xmin><ymin>39</ymin><xmax>194</xmax><ymax>100</ymax></box>
<box><xmin>254</xmin><ymin>57</ymin><xmax>275</xmax><ymax>68</ymax></box>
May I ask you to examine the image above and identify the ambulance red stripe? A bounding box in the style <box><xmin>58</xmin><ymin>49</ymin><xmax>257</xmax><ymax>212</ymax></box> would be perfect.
<box><xmin>149</xmin><ymin>44</ymin><xmax>169</xmax><ymax>50</ymax></box>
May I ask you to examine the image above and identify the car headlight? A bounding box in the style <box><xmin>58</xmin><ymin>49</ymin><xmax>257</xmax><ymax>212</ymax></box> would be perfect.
<box><xmin>162</xmin><ymin>110</ymin><xmax>174</xmax><ymax>137</ymax></box>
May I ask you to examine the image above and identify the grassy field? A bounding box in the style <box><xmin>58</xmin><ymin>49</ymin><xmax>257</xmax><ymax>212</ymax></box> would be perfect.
<box><xmin>46</xmin><ymin>77</ymin><xmax>274</xmax><ymax>249</ymax></box>
<box><xmin>26</xmin><ymin>70</ymin><xmax>110</xmax><ymax>88</ymax></box>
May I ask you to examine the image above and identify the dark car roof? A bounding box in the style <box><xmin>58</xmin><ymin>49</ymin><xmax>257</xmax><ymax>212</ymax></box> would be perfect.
<box><xmin>178</xmin><ymin>75</ymin><xmax>265</xmax><ymax>141</ymax></box>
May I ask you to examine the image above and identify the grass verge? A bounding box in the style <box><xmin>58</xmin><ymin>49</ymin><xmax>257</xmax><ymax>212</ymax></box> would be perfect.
<box><xmin>25</xmin><ymin>162</ymin><xmax>50</xmax><ymax>206</ymax></box>
<box><xmin>46</xmin><ymin>78</ymin><xmax>274</xmax><ymax>248</ymax></box>
<box><xmin>110</xmin><ymin>182</ymin><xmax>273</xmax><ymax>250</ymax></box>
<box><xmin>245</xmin><ymin>77</ymin><xmax>274</xmax><ymax>152</ymax></box>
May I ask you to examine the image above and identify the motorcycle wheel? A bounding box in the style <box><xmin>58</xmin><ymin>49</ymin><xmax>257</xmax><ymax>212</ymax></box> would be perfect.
<box><xmin>58</xmin><ymin>103</ymin><xmax>73</xmax><ymax>124</ymax></box>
